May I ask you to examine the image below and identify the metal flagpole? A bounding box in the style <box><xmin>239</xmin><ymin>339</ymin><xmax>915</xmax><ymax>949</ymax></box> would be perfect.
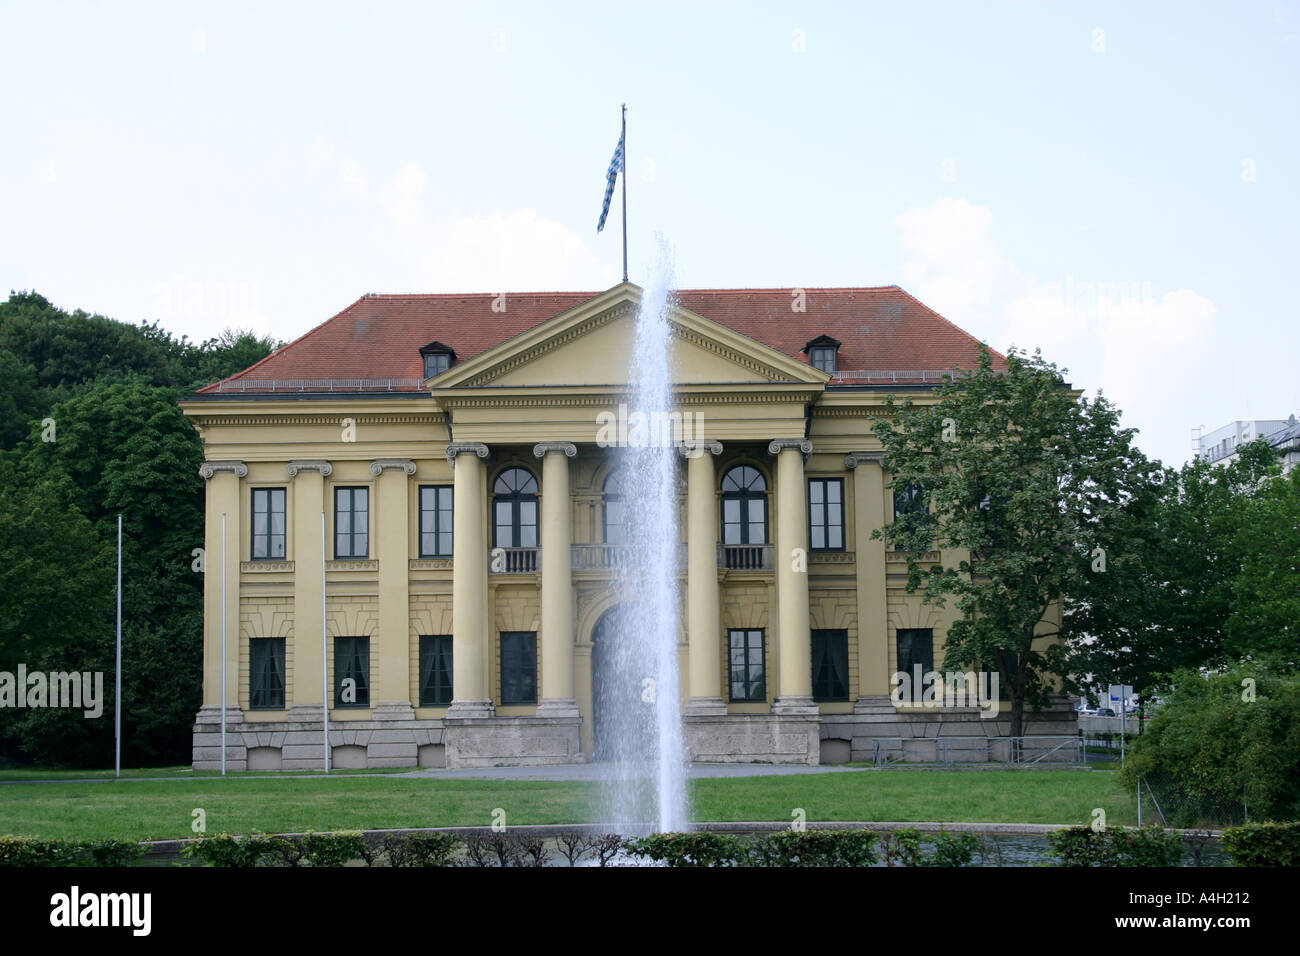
<box><xmin>220</xmin><ymin>512</ymin><xmax>226</xmax><ymax>776</ymax></box>
<box><xmin>115</xmin><ymin>514</ymin><xmax>123</xmax><ymax>779</ymax></box>
<box><xmin>621</xmin><ymin>103</ymin><xmax>628</xmax><ymax>283</ymax></box>
<box><xmin>322</xmin><ymin>511</ymin><xmax>330</xmax><ymax>772</ymax></box>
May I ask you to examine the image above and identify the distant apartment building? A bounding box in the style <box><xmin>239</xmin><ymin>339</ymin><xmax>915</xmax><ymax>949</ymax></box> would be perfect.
<box><xmin>1195</xmin><ymin>420</ymin><xmax>1287</xmax><ymax>466</ymax></box>
<box><xmin>1265</xmin><ymin>415</ymin><xmax>1300</xmax><ymax>474</ymax></box>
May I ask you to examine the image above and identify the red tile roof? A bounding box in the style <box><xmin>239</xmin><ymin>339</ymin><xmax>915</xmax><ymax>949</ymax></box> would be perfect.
<box><xmin>196</xmin><ymin>286</ymin><xmax>1004</xmax><ymax>393</ymax></box>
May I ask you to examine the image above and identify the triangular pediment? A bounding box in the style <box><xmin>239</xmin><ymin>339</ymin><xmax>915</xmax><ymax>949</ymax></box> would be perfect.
<box><xmin>431</xmin><ymin>283</ymin><xmax>828</xmax><ymax>391</ymax></box>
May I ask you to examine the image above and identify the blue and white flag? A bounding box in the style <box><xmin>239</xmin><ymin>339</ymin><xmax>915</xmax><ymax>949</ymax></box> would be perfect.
<box><xmin>596</xmin><ymin>130</ymin><xmax>624</xmax><ymax>233</ymax></box>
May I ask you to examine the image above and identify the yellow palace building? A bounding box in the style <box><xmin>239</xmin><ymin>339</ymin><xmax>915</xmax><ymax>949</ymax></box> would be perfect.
<box><xmin>181</xmin><ymin>283</ymin><xmax>1075</xmax><ymax>770</ymax></box>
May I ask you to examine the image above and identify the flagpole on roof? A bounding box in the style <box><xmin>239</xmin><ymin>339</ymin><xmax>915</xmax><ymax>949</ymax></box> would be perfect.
<box><xmin>621</xmin><ymin>103</ymin><xmax>628</xmax><ymax>283</ymax></box>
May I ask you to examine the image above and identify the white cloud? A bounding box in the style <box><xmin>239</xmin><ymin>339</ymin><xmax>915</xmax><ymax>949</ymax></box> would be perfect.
<box><xmin>376</xmin><ymin>162</ymin><xmax>615</xmax><ymax>291</ymax></box>
<box><xmin>895</xmin><ymin>198</ymin><xmax>1218</xmax><ymax>463</ymax></box>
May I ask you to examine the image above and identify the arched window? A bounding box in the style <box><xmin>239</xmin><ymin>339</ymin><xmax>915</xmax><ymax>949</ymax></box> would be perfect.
<box><xmin>603</xmin><ymin>469</ymin><xmax>626</xmax><ymax>545</ymax></box>
<box><xmin>493</xmin><ymin>467</ymin><xmax>538</xmax><ymax>548</ymax></box>
<box><xmin>721</xmin><ymin>465</ymin><xmax>768</xmax><ymax>545</ymax></box>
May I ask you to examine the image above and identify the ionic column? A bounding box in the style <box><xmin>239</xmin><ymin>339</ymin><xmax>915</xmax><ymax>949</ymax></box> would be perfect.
<box><xmin>371</xmin><ymin>459</ymin><xmax>416</xmax><ymax>718</ymax></box>
<box><xmin>534</xmin><ymin>441</ymin><xmax>579</xmax><ymax>718</ymax></box>
<box><xmin>286</xmin><ymin>460</ymin><xmax>331</xmax><ymax>718</ymax></box>
<box><xmin>446</xmin><ymin>443</ymin><xmax>493</xmax><ymax>718</ymax></box>
<box><xmin>845</xmin><ymin>452</ymin><xmax>891</xmax><ymax>706</ymax></box>
<box><xmin>198</xmin><ymin>461</ymin><xmax>246</xmax><ymax>711</ymax></box>
<box><xmin>769</xmin><ymin>439</ymin><xmax>816</xmax><ymax>714</ymax></box>
<box><xmin>681</xmin><ymin>439</ymin><xmax>725</xmax><ymax>715</ymax></box>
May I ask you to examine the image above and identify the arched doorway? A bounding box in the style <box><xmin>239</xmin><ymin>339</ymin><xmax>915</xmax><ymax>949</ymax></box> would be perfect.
<box><xmin>590</xmin><ymin>604</ymin><xmax>646</xmax><ymax>763</ymax></box>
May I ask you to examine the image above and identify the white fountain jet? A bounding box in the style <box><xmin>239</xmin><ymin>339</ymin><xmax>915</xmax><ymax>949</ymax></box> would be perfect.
<box><xmin>599</xmin><ymin>236</ymin><xmax>690</xmax><ymax>833</ymax></box>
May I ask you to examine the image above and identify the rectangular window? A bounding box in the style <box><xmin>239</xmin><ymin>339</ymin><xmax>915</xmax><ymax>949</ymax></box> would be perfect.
<box><xmin>895</xmin><ymin>628</ymin><xmax>934</xmax><ymax>703</ymax></box>
<box><xmin>810</xmin><ymin>346</ymin><xmax>836</xmax><ymax>374</ymax></box>
<box><xmin>500</xmin><ymin>631</ymin><xmax>537</xmax><ymax>705</ymax></box>
<box><xmin>334</xmin><ymin>486</ymin><xmax>369</xmax><ymax>558</ymax></box>
<box><xmin>418</xmin><ymin>635</ymin><xmax>453</xmax><ymax>706</ymax></box>
<box><xmin>892</xmin><ymin>481</ymin><xmax>931</xmax><ymax>547</ymax></box>
<box><xmin>251</xmin><ymin>488</ymin><xmax>286</xmax><ymax>560</ymax></box>
<box><xmin>808</xmin><ymin>478</ymin><xmax>844</xmax><ymax>551</ymax></box>
<box><xmin>249</xmin><ymin>638</ymin><xmax>285</xmax><ymax>709</ymax></box>
<box><xmin>728</xmin><ymin>628</ymin><xmax>766</xmax><ymax>702</ymax></box>
<box><xmin>419</xmin><ymin>486</ymin><xmax>453</xmax><ymax>558</ymax></box>
<box><xmin>811</xmin><ymin>629</ymin><xmax>849</xmax><ymax>701</ymax></box>
<box><xmin>334</xmin><ymin>636</ymin><xmax>370</xmax><ymax>708</ymax></box>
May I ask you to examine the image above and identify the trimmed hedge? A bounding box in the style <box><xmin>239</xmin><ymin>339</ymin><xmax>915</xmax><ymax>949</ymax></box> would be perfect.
<box><xmin>0</xmin><ymin>836</ymin><xmax>145</xmax><ymax>867</ymax></box>
<box><xmin>1046</xmin><ymin>826</ymin><xmax>1185</xmax><ymax>867</ymax></box>
<box><xmin>1221</xmin><ymin>822</ymin><xmax>1300</xmax><ymax>866</ymax></box>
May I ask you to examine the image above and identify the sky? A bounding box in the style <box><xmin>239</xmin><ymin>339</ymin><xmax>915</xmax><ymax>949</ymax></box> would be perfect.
<box><xmin>2</xmin><ymin>0</ymin><xmax>1297</xmax><ymax>467</ymax></box>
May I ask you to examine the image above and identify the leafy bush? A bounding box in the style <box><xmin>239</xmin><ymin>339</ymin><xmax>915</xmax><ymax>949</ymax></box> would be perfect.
<box><xmin>1221</xmin><ymin>822</ymin><xmax>1300</xmax><ymax>866</ymax></box>
<box><xmin>181</xmin><ymin>833</ymin><xmax>299</xmax><ymax>867</ymax></box>
<box><xmin>750</xmin><ymin>829</ymin><xmax>878</xmax><ymax>867</ymax></box>
<box><xmin>300</xmin><ymin>831</ymin><xmax>367</xmax><ymax>867</ymax></box>
<box><xmin>84</xmin><ymin>839</ymin><xmax>147</xmax><ymax>867</ymax></box>
<box><xmin>928</xmin><ymin>829</ymin><xmax>980</xmax><ymax>866</ymax></box>
<box><xmin>1122</xmin><ymin>665</ymin><xmax>1300</xmax><ymax>824</ymax></box>
<box><xmin>381</xmin><ymin>833</ymin><xmax>460</xmax><ymax>867</ymax></box>
<box><xmin>1046</xmin><ymin>826</ymin><xmax>1184</xmax><ymax>867</ymax></box>
<box><xmin>0</xmin><ymin>836</ymin><xmax>82</xmax><ymax>867</ymax></box>
<box><xmin>623</xmin><ymin>832</ymin><xmax>749</xmax><ymax>867</ymax></box>
<box><xmin>0</xmin><ymin>836</ymin><xmax>146</xmax><ymax>867</ymax></box>
<box><xmin>880</xmin><ymin>828</ymin><xmax>924</xmax><ymax>867</ymax></box>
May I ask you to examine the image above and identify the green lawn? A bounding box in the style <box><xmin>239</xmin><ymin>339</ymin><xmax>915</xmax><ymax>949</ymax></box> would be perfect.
<box><xmin>0</xmin><ymin>765</ymin><xmax>410</xmax><ymax>782</ymax></box>
<box><xmin>0</xmin><ymin>769</ymin><xmax>1133</xmax><ymax>841</ymax></box>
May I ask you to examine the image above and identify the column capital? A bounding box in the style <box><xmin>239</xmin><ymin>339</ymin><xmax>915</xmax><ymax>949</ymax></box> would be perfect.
<box><xmin>767</xmin><ymin>438</ymin><xmax>813</xmax><ymax>457</ymax></box>
<box><xmin>844</xmin><ymin>451</ymin><xmax>884</xmax><ymax>469</ymax></box>
<box><xmin>285</xmin><ymin>460</ymin><xmax>332</xmax><ymax>477</ymax></box>
<box><xmin>678</xmin><ymin>439</ymin><xmax>722</xmax><ymax>458</ymax></box>
<box><xmin>532</xmin><ymin>441</ymin><xmax>577</xmax><ymax>459</ymax></box>
<box><xmin>446</xmin><ymin>442</ymin><xmax>489</xmax><ymax>466</ymax></box>
<box><xmin>198</xmin><ymin>460</ymin><xmax>247</xmax><ymax>480</ymax></box>
<box><xmin>369</xmin><ymin>458</ymin><xmax>416</xmax><ymax>476</ymax></box>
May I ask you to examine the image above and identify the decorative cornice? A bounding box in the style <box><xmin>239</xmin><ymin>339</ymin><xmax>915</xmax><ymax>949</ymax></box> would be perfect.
<box><xmin>767</xmin><ymin>439</ymin><xmax>813</xmax><ymax>457</ymax></box>
<box><xmin>446</xmin><ymin>442</ymin><xmax>490</xmax><ymax>466</ymax></box>
<box><xmin>809</xmin><ymin>552</ymin><xmax>854</xmax><ymax>564</ymax></box>
<box><xmin>241</xmin><ymin>560</ymin><xmax>295</xmax><ymax>572</ymax></box>
<box><xmin>436</xmin><ymin>390</ymin><xmax>821</xmax><ymax>409</ymax></box>
<box><xmin>844</xmin><ymin>451</ymin><xmax>884</xmax><ymax>469</ymax></box>
<box><xmin>199</xmin><ymin>460</ymin><xmax>248</xmax><ymax>479</ymax></box>
<box><xmin>409</xmin><ymin>558</ymin><xmax>454</xmax><ymax>571</ymax></box>
<box><xmin>532</xmin><ymin>441</ymin><xmax>578</xmax><ymax>459</ymax></box>
<box><xmin>369</xmin><ymin>458</ymin><xmax>417</xmax><ymax>476</ymax></box>
<box><xmin>677</xmin><ymin>439</ymin><xmax>723</xmax><ymax>458</ymax></box>
<box><xmin>326</xmin><ymin>559</ymin><xmax>379</xmax><ymax>571</ymax></box>
<box><xmin>286</xmin><ymin>460</ymin><xmax>332</xmax><ymax>477</ymax></box>
<box><xmin>812</xmin><ymin>406</ymin><xmax>892</xmax><ymax>418</ymax></box>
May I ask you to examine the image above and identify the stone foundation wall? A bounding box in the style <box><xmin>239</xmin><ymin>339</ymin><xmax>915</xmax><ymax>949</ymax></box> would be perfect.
<box><xmin>194</xmin><ymin>698</ymin><xmax>1077</xmax><ymax>770</ymax></box>
<box><xmin>683</xmin><ymin>714</ymin><xmax>820</xmax><ymax>765</ymax></box>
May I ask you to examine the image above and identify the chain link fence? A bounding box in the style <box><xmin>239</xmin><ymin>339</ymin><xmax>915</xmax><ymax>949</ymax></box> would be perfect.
<box><xmin>1138</xmin><ymin>774</ymin><xmax>1248</xmax><ymax>828</ymax></box>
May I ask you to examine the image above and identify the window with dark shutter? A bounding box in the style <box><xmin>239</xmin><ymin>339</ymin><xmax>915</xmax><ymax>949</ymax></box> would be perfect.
<box><xmin>811</xmin><ymin>629</ymin><xmax>849</xmax><ymax>701</ymax></box>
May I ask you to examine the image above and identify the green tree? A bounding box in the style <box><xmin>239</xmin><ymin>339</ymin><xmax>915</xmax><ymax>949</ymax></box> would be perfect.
<box><xmin>872</xmin><ymin>345</ymin><xmax>1160</xmax><ymax>736</ymax></box>
<box><xmin>1068</xmin><ymin>440</ymin><xmax>1283</xmax><ymax>703</ymax></box>
<box><xmin>1122</xmin><ymin>664</ymin><xmax>1300</xmax><ymax>823</ymax></box>
<box><xmin>1225</xmin><ymin>464</ymin><xmax>1300</xmax><ymax>663</ymax></box>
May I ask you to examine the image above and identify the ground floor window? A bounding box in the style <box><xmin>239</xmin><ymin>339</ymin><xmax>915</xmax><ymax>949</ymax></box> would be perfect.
<box><xmin>334</xmin><ymin>636</ymin><xmax>370</xmax><ymax>708</ymax></box>
<box><xmin>811</xmin><ymin>629</ymin><xmax>849</xmax><ymax>701</ymax></box>
<box><xmin>895</xmin><ymin>628</ymin><xmax>934</xmax><ymax>702</ymax></box>
<box><xmin>419</xmin><ymin>635</ymin><xmax>453</xmax><ymax>706</ymax></box>
<box><xmin>249</xmin><ymin>637</ymin><xmax>285</xmax><ymax>709</ymax></box>
<box><xmin>728</xmin><ymin>628</ymin><xmax>766</xmax><ymax>702</ymax></box>
<box><xmin>500</xmin><ymin>631</ymin><xmax>537</xmax><ymax>705</ymax></box>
